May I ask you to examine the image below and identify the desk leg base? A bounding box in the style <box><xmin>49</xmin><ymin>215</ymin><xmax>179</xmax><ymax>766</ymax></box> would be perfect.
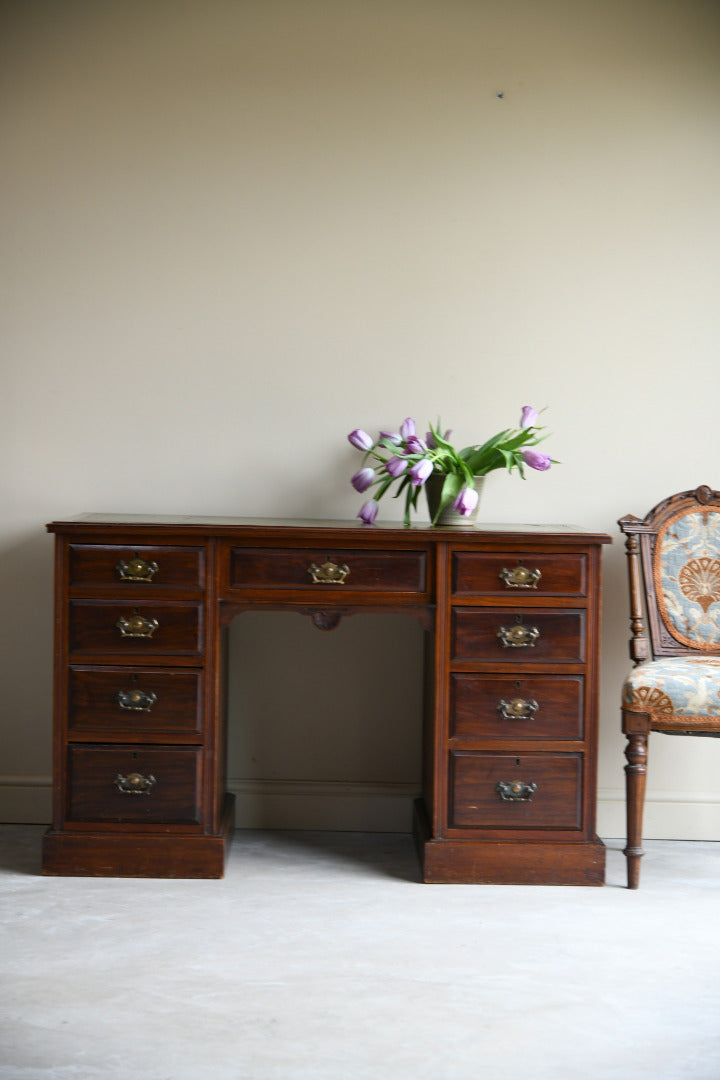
<box><xmin>413</xmin><ymin>799</ymin><xmax>605</xmax><ymax>885</ymax></box>
<box><xmin>42</xmin><ymin>795</ymin><xmax>235</xmax><ymax>879</ymax></box>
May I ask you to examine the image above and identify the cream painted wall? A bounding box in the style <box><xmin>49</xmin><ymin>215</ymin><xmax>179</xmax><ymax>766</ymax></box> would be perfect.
<box><xmin>2</xmin><ymin>0</ymin><xmax>720</xmax><ymax>838</ymax></box>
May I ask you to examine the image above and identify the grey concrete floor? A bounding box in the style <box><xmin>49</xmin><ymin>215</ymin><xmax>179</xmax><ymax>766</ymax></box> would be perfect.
<box><xmin>1</xmin><ymin>826</ymin><xmax>719</xmax><ymax>1080</ymax></box>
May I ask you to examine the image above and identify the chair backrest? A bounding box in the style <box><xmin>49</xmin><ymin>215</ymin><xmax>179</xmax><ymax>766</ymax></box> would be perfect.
<box><xmin>619</xmin><ymin>485</ymin><xmax>720</xmax><ymax>663</ymax></box>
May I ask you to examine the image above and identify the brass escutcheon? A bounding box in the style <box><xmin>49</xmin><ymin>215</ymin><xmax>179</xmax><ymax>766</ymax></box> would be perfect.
<box><xmin>499</xmin><ymin>564</ymin><xmax>542</xmax><ymax>589</ymax></box>
<box><xmin>307</xmin><ymin>558</ymin><xmax>350</xmax><ymax>585</ymax></box>
<box><xmin>116</xmin><ymin>613</ymin><xmax>159</xmax><ymax>638</ymax></box>
<box><xmin>497</xmin><ymin>623</ymin><xmax>540</xmax><ymax>648</ymax></box>
<box><xmin>496</xmin><ymin>779</ymin><xmax>538</xmax><ymax>802</ymax></box>
<box><xmin>116</xmin><ymin>556</ymin><xmax>159</xmax><ymax>582</ymax></box>
<box><xmin>497</xmin><ymin>696</ymin><xmax>539</xmax><ymax>720</ymax></box>
<box><xmin>116</xmin><ymin>688</ymin><xmax>158</xmax><ymax>712</ymax></box>
<box><xmin>114</xmin><ymin>772</ymin><xmax>156</xmax><ymax>795</ymax></box>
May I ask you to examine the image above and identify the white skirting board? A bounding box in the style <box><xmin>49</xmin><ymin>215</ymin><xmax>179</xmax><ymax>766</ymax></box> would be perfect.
<box><xmin>2</xmin><ymin>775</ymin><xmax>720</xmax><ymax>840</ymax></box>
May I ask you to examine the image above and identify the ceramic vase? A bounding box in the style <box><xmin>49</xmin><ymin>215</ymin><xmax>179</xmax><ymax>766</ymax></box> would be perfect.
<box><xmin>425</xmin><ymin>474</ymin><xmax>484</xmax><ymax>526</ymax></box>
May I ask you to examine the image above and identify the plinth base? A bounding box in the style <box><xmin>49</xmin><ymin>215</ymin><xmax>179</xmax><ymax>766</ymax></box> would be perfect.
<box><xmin>413</xmin><ymin>800</ymin><xmax>605</xmax><ymax>886</ymax></box>
<box><xmin>43</xmin><ymin>795</ymin><xmax>235</xmax><ymax>879</ymax></box>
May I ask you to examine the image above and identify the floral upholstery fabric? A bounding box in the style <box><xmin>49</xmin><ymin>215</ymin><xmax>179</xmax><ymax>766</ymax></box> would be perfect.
<box><xmin>623</xmin><ymin>657</ymin><xmax>720</xmax><ymax>719</ymax></box>
<box><xmin>656</xmin><ymin>508</ymin><xmax>720</xmax><ymax>648</ymax></box>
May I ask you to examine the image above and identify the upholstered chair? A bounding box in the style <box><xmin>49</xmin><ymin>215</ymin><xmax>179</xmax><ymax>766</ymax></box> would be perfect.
<box><xmin>619</xmin><ymin>485</ymin><xmax>720</xmax><ymax>888</ymax></box>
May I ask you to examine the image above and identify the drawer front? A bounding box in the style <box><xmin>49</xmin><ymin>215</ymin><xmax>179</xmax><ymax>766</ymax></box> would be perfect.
<box><xmin>452</xmin><ymin>551</ymin><xmax>587</xmax><ymax>597</ymax></box>
<box><xmin>69</xmin><ymin>601</ymin><xmax>202</xmax><ymax>657</ymax></box>
<box><xmin>68</xmin><ymin>667</ymin><xmax>202</xmax><ymax>736</ymax></box>
<box><xmin>450</xmin><ymin>674</ymin><xmax>584</xmax><ymax>740</ymax></box>
<box><xmin>450</xmin><ymin>751</ymin><xmax>582</xmax><ymax>830</ymax></box>
<box><xmin>68</xmin><ymin>544</ymin><xmax>204</xmax><ymax>589</ymax></box>
<box><xmin>451</xmin><ymin>608</ymin><xmax>586</xmax><ymax>664</ymax></box>
<box><xmin>229</xmin><ymin>547</ymin><xmax>427</xmax><ymax>594</ymax></box>
<box><xmin>67</xmin><ymin>745</ymin><xmax>202</xmax><ymax>824</ymax></box>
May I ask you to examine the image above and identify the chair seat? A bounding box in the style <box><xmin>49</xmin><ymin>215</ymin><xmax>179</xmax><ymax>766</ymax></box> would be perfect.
<box><xmin>623</xmin><ymin>656</ymin><xmax>720</xmax><ymax>730</ymax></box>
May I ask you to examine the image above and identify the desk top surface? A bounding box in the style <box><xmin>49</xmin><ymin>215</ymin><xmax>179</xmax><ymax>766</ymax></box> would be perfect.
<box><xmin>48</xmin><ymin>514</ymin><xmax>612</xmax><ymax>543</ymax></box>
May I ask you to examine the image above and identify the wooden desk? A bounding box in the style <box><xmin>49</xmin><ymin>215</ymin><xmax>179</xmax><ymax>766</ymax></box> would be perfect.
<box><xmin>43</xmin><ymin>516</ymin><xmax>610</xmax><ymax>883</ymax></box>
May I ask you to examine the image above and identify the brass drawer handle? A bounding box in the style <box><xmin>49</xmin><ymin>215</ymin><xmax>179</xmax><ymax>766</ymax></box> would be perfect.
<box><xmin>116</xmin><ymin>688</ymin><xmax>158</xmax><ymax>712</ymax></box>
<box><xmin>497</xmin><ymin>623</ymin><xmax>540</xmax><ymax>648</ymax></box>
<box><xmin>115</xmin><ymin>771</ymin><xmax>156</xmax><ymax>795</ymax></box>
<box><xmin>497</xmin><ymin>696</ymin><xmax>539</xmax><ymax>720</ymax></box>
<box><xmin>116</xmin><ymin>613</ymin><xmax>159</xmax><ymax>638</ymax></box>
<box><xmin>496</xmin><ymin>779</ymin><xmax>538</xmax><ymax>802</ymax></box>
<box><xmin>116</xmin><ymin>556</ymin><xmax>159</xmax><ymax>582</ymax></box>
<box><xmin>499</xmin><ymin>565</ymin><xmax>541</xmax><ymax>589</ymax></box>
<box><xmin>307</xmin><ymin>558</ymin><xmax>350</xmax><ymax>585</ymax></box>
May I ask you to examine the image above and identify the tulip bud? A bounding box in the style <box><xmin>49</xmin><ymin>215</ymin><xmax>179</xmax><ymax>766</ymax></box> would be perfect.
<box><xmin>452</xmin><ymin>486</ymin><xmax>479</xmax><ymax>516</ymax></box>
<box><xmin>406</xmin><ymin>435</ymin><xmax>428</xmax><ymax>455</ymax></box>
<box><xmin>351</xmin><ymin>467</ymin><xmax>375</xmax><ymax>493</ymax></box>
<box><xmin>358</xmin><ymin>499</ymin><xmax>379</xmax><ymax>524</ymax></box>
<box><xmin>520</xmin><ymin>406</ymin><xmax>540</xmax><ymax>430</ymax></box>
<box><xmin>522</xmin><ymin>448</ymin><xmax>552</xmax><ymax>471</ymax></box>
<box><xmin>348</xmin><ymin>429</ymin><xmax>374</xmax><ymax>451</ymax></box>
<box><xmin>385</xmin><ymin>456</ymin><xmax>408</xmax><ymax>478</ymax></box>
<box><xmin>399</xmin><ymin>417</ymin><xmax>416</xmax><ymax>440</ymax></box>
<box><xmin>379</xmin><ymin>430</ymin><xmax>402</xmax><ymax>445</ymax></box>
<box><xmin>409</xmin><ymin>459</ymin><xmax>433</xmax><ymax>486</ymax></box>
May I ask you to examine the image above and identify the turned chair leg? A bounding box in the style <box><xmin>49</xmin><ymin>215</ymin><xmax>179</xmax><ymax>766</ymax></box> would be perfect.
<box><xmin>624</xmin><ymin>731</ymin><xmax>648</xmax><ymax>889</ymax></box>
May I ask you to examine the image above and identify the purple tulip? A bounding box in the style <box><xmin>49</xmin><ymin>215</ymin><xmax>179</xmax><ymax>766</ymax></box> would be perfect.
<box><xmin>385</xmin><ymin>455</ymin><xmax>408</xmax><ymax>478</ymax></box>
<box><xmin>520</xmin><ymin>406</ymin><xmax>539</xmax><ymax>429</ymax></box>
<box><xmin>522</xmin><ymin>448</ymin><xmax>552</xmax><ymax>472</ymax></box>
<box><xmin>409</xmin><ymin>459</ymin><xmax>433</xmax><ymax>486</ymax></box>
<box><xmin>399</xmin><ymin>417</ymin><xmax>416</xmax><ymax>440</ymax></box>
<box><xmin>406</xmin><ymin>435</ymin><xmax>427</xmax><ymax>455</ymax></box>
<box><xmin>379</xmin><ymin>430</ymin><xmax>402</xmax><ymax>445</ymax></box>
<box><xmin>351</xmin><ymin>467</ymin><xmax>375</xmax><ymax>493</ymax></box>
<box><xmin>348</xmin><ymin>429</ymin><xmax>374</xmax><ymax>452</ymax></box>
<box><xmin>452</xmin><ymin>485</ymin><xmax>479</xmax><ymax>516</ymax></box>
<box><xmin>358</xmin><ymin>499</ymin><xmax>379</xmax><ymax>524</ymax></box>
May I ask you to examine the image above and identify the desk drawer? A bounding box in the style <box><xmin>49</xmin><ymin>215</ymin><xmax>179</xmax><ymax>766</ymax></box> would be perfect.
<box><xmin>69</xmin><ymin>601</ymin><xmax>202</xmax><ymax>657</ymax></box>
<box><xmin>451</xmin><ymin>609</ymin><xmax>586</xmax><ymax>664</ymax></box>
<box><xmin>450</xmin><ymin>751</ymin><xmax>582</xmax><ymax>830</ymax></box>
<box><xmin>229</xmin><ymin>546</ymin><xmax>427</xmax><ymax>594</ymax></box>
<box><xmin>69</xmin><ymin>545</ymin><xmax>204</xmax><ymax>589</ymax></box>
<box><xmin>450</xmin><ymin>674</ymin><xmax>584</xmax><ymax>740</ymax></box>
<box><xmin>452</xmin><ymin>551</ymin><xmax>587</xmax><ymax>597</ymax></box>
<box><xmin>67</xmin><ymin>745</ymin><xmax>202</xmax><ymax>824</ymax></box>
<box><xmin>68</xmin><ymin>667</ymin><xmax>202</xmax><ymax>737</ymax></box>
